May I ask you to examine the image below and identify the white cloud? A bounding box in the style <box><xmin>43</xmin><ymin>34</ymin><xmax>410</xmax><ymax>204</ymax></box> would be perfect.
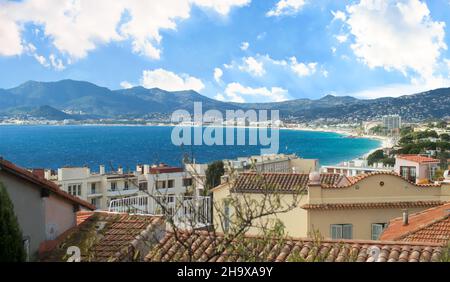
<box><xmin>34</xmin><ymin>54</ymin><xmax>49</xmax><ymax>67</ymax></box>
<box><xmin>347</xmin><ymin>76</ymin><xmax>450</xmax><ymax>99</ymax></box>
<box><xmin>335</xmin><ymin>34</ymin><xmax>348</xmax><ymax>43</ymax></box>
<box><xmin>120</xmin><ymin>81</ymin><xmax>134</xmax><ymax>89</ymax></box>
<box><xmin>266</xmin><ymin>0</ymin><xmax>306</xmax><ymax>17</ymax></box>
<box><xmin>331</xmin><ymin>10</ymin><xmax>347</xmax><ymax>22</ymax></box>
<box><xmin>219</xmin><ymin>82</ymin><xmax>289</xmax><ymax>103</ymax></box>
<box><xmin>0</xmin><ymin>0</ymin><xmax>249</xmax><ymax>60</ymax></box>
<box><xmin>49</xmin><ymin>54</ymin><xmax>66</xmax><ymax>71</ymax></box>
<box><xmin>227</xmin><ymin>54</ymin><xmax>319</xmax><ymax>79</ymax></box>
<box><xmin>0</xmin><ymin>9</ymin><xmax>23</xmax><ymax>56</ymax></box>
<box><xmin>214</xmin><ymin>68</ymin><xmax>223</xmax><ymax>83</ymax></box>
<box><xmin>289</xmin><ymin>57</ymin><xmax>317</xmax><ymax>77</ymax></box>
<box><xmin>240</xmin><ymin>41</ymin><xmax>250</xmax><ymax>51</ymax></box>
<box><xmin>343</xmin><ymin>0</ymin><xmax>447</xmax><ymax>81</ymax></box>
<box><xmin>191</xmin><ymin>0</ymin><xmax>250</xmax><ymax>15</ymax></box>
<box><xmin>140</xmin><ymin>68</ymin><xmax>205</xmax><ymax>92</ymax></box>
<box><xmin>239</xmin><ymin>56</ymin><xmax>265</xmax><ymax>77</ymax></box>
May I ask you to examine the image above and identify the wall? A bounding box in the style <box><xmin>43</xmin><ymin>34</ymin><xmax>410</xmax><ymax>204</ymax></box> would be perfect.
<box><xmin>43</xmin><ymin>196</ymin><xmax>76</xmax><ymax>241</ymax></box>
<box><xmin>0</xmin><ymin>171</ymin><xmax>46</xmax><ymax>260</ymax></box>
<box><xmin>308</xmin><ymin>207</ymin><xmax>426</xmax><ymax>240</ymax></box>
<box><xmin>212</xmin><ymin>184</ymin><xmax>309</xmax><ymax>237</ymax></box>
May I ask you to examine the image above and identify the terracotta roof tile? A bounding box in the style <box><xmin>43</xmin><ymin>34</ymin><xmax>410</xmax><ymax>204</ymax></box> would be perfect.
<box><xmin>396</xmin><ymin>155</ymin><xmax>440</xmax><ymax>164</ymax></box>
<box><xmin>301</xmin><ymin>201</ymin><xmax>445</xmax><ymax>210</ymax></box>
<box><xmin>231</xmin><ymin>172</ymin><xmax>347</xmax><ymax>193</ymax></box>
<box><xmin>40</xmin><ymin>211</ymin><xmax>164</xmax><ymax>262</ymax></box>
<box><xmin>381</xmin><ymin>202</ymin><xmax>450</xmax><ymax>245</ymax></box>
<box><xmin>331</xmin><ymin>171</ymin><xmax>441</xmax><ymax>188</ymax></box>
<box><xmin>0</xmin><ymin>158</ymin><xmax>95</xmax><ymax>210</ymax></box>
<box><xmin>144</xmin><ymin>231</ymin><xmax>445</xmax><ymax>262</ymax></box>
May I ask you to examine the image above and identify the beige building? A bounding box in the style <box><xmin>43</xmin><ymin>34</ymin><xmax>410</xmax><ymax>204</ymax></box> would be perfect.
<box><xmin>394</xmin><ymin>155</ymin><xmax>440</xmax><ymax>183</ymax></box>
<box><xmin>211</xmin><ymin>171</ymin><xmax>450</xmax><ymax>241</ymax></box>
<box><xmin>0</xmin><ymin>158</ymin><xmax>95</xmax><ymax>261</ymax></box>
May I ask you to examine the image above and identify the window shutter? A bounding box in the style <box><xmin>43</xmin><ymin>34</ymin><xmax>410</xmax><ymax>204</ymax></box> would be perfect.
<box><xmin>331</xmin><ymin>225</ymin><xmax>342</xmax><ymax>239</ymax></box>
<box><xmin>343</xmin><ymin>224</ymin><xmax>352</xmax><ymax>239</ymax></box>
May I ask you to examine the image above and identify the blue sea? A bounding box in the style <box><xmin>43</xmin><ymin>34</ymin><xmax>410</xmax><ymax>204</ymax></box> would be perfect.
<box><xmin>0</xmin><ymin>125</ymin><xmax>380</xmax><ymax>171</ymax></box>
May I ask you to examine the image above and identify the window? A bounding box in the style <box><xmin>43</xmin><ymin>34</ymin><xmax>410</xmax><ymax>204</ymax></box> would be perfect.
<box><xmin>91</xmin><ymin>198</ymin><xmax>98</xmax><ymax>207</ymax></box>
<box><xmin>156</xmin><ymin>180</ymin><xmax>166</xmax><ymax>189</ymax></box>
<box><xmin>90</xmin><ymin>183</ymin><xmax>96</xmax><ymax>194</ymax></box>
<box><xmin>110</xmin><ymin>182</ymin><xmax>117</xmax><ymax>191</ymax></box>
<box><xmin>400</xmin><ymin>166</ymin><xmax>416</xmax><ymax>182</ymax></box>
<box><xmin>330</xmin><ymin>224</ymin><xmax>353</xmax><ymax>240</ymax></box>
<box><xmin>371</xmin><ymin>223</ymin><xmax>387</xmax><ymax>240</ymax></box>
<box><xmin>224</xmin><ymin>202</ymin><xmax>230</xmax><ymax>233</ymax></box>
<box><xmin>139</xmin><ymin>182</ymin><xmax>148</xmax><ymax>191</ymax></box>
<box><xmin>124</xmin><ymin>181</ymin><xmax>129</xmax><ymax>190</ymax></box>
<box><xmin>183</xmin><ymin>178</ymin><xmax>193</xmax><ymax>187</ymax></box>
<box><xmin>68</xmin><ymin>184</ymin><xmax>81</xmax><ymax>196</ymax></box>
<box><xmin>167</xmin><ymin>179</ymin><xmax>174</xmax><ymax>188</ymax></box>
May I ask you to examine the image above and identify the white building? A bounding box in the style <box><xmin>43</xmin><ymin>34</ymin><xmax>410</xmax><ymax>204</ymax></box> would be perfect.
<box><xmin>47</xmin><ymin>164</ymin><xmax>193</xmax><ymax>210</ymax></box>
<box><xmin>382</xmin><ymin>115</ymin><xmax>402</xmax><ymax>133</ymax></box>
<box><xmin>224</xmin><ymin>154</ymin><xmax>319</xmax><ymax>174</ymax></box>
<box><xmin>322</xmin><ymin>159</ymin><xmax>393</xmax><ymax>177</ymax></box>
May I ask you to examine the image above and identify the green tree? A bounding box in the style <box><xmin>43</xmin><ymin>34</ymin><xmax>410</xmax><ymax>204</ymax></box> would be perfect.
<box><xmin>367</xmin><ymin>149</ymin><xmax>385</xmax><ymax>165</ymax></box>
<box><xmin>205</xmin><ymin>160</ymin><xmax>225</xmax><ymax>190</ymax></box>
<box><xmin>440</xmin><ymin>134</ymin><xmax>450</xmax><ymax>142</ymax></box>
<box><xmin>0</xmin><ymin>182</ymin><xmax>26</xmax><ymax>262</ymax></box>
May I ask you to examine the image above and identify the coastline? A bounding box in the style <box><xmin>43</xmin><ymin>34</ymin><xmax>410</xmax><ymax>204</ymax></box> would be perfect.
<box><xmin>1</xmin><ymin>123</ymin><xmax>391</xmax><ymax>163</ymax></box>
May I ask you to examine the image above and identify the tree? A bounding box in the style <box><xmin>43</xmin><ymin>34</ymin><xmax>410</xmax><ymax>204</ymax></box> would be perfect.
<box><xmin>440</xmin><ymin>134</ymin><xmax>450</xmax><ymax>142</ymax></box>
<box><xmin>0</xmin><ymin>182</ymin><xmax>26</xmax><ymax>262</ymax></box>
<box><xmin>205</xmin><ymin>160</ymin><xmax>225</xmax><ymax>191</ymax></box>
<box><xmin>367</xmin><ymin>149</ymin><xmax>385</xmax><ymax>165</ymax></box>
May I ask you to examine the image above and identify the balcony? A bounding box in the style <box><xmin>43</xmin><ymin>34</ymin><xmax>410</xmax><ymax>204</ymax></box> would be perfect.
<box><xmin>108</xmin><ymin>195</ymin><xmax>211</xmax><ymax>228</ymax></box>
<box><xmin>106</xmin><ymin>188</ymin><xmax>140</xmax><ymax>197</ymax></box>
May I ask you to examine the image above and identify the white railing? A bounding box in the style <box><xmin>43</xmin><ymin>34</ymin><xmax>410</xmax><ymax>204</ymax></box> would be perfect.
<box><xmin>108</xmin><ymin>195</ymin><xmax>211</xmax><ymax>227</ymax></box>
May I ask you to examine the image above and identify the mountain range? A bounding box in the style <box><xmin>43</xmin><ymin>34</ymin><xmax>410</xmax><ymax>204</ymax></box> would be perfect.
<box><xmin>0</xmin><ymin>79</ymin><xmax>449</xmax><ymax>121</ymax></box>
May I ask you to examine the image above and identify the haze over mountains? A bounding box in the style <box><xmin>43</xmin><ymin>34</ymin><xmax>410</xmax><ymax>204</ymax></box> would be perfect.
<box><xmin>0</xmin><ymin>80</ymin><xmax>449</xmax><ymax>121</ymax></box>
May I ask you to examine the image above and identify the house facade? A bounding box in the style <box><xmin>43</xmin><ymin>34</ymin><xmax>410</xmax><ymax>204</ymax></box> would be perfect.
<box><xmin>211</xmin><ymin>171</ymin><xmax>450</xmax><ymax>241</ymax></box>
<box><xmin>0</xmin><ymin>158</ymin><xmax>95</xmax><ymax>261</ymax></box>
<box><xmin>394</xmin><ymin>155</ymin><xmax>440</xmax><ymax>183</ymax></box>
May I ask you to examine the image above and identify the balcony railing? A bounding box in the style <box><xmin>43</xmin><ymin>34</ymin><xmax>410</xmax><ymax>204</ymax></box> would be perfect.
<box><xmin>108</xmin><ymin>195</ymin><xmax>211</xmax><ymax>228</ymax></box>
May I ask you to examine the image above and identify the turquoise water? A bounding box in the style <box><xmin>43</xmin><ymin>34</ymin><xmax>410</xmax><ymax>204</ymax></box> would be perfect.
<box><xmin>0</xmin><ymin>125</ymin><xmax>380</xmax><ymax>170</ymax></box>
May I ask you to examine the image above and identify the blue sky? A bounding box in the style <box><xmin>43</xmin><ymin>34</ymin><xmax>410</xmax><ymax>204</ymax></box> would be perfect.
<box><xmin>1</xmin><ymin>0</ymin><xmax>450</xmax><ymax>102</ymax></box>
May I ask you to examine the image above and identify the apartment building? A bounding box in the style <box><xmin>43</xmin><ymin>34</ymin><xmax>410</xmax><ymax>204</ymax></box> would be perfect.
<box><xmin>382</xmin><ymin>114</ymin><xmax>402</xmax><ymax>134</ymax></box>
<box><xmin>322</xmin><ymin>159</ymin><xmax>393</xmax><ymax>177</ymax></box>
<box><xmin>49</xmin><ymin>163</ymin><xmax>193</xmax><ymax>210</ymax></box>
<box><xmin>224</xmin><ymin>154</ymin><xmax>319</xmax><ymax>174</ymax></box>
<box><xmin>211</xmin><ymin>170</ymin><xmax>450</xmax><ymax>241</ymax></box>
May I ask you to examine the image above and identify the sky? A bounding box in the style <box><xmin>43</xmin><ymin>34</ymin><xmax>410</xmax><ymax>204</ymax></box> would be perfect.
<box><xmin>1</xmin><ymin>0</ymin><xmax>450</xmax><ymax>103</ymax></box>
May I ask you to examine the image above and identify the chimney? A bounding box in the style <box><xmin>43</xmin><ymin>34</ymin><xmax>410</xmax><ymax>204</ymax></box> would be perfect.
<box><xmin>99</xmin><ymin>165</ymin><xmax>105</xmax><ymax>175</ymax></box>
<box><xmin>144</xmin><ymin>165</ymin><xmax>150</xmax><ymax>174</ymax></box>
<box><xmin>117</xmin><ymin>166</ymin><xmax>123</xmax><ymax>174</ymax></box>
<box><xmin>402</xmin><ymin>209</ymin><xmax>409</xmax><ymax>226</ymax></box>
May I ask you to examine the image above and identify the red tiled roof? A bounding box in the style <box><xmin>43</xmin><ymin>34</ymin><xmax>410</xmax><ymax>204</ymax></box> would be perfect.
<box><xmin>231</xmin><ymin>173</ymin><xmax>347</xmax><ymax>193</ymax></box>
<box><xmin>396</xmin><ymin>154</ymin><xmax>440</xmax><ymax>164</ymax></box>
<box><xmin>380</xmin><ymin>203</ymin><xmax>450</xmax><ymax>245</ymax></box>
<box><xmin>0</xmin><ymin>158</ymin><xmax>95</xmax><ymax>210</ymax></box>
<box><xmin>301</xmin><ymin>201</ymin><xmax>445</xmax><ymax>211</ymax></box>
<box><xmin>40</xmin><ymin>211</ymin><xmax>164</xmax><ymax>262</ymax></box>
<box><xmin>150</xmin><ymin>166</ymin><xmax>184</xmax><ymax>174</ymax></box>
<box><xmin>144</xmin><ymin>231</ymin><xmax>444</xmax><ymax>262</ymax></box>
<box><xmin>334</xmin><ymin>171</ymin><xmax>441</xmax><ymax>188</ymax></box>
